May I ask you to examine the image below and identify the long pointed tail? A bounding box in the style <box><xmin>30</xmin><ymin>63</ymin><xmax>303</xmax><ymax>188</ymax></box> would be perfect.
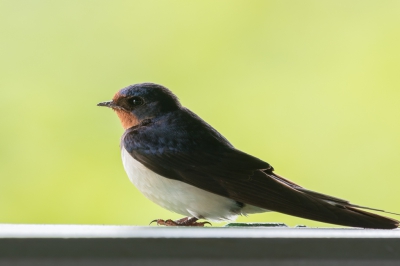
<box><xmin>269</xmin><ymin>173</ymin><xmax>399</xmax><ymax>229</ymax></box>
<box><xmin>229</xmin><ymin>171</ymin><xmax>399</xmax><ymax>229</ymax></box>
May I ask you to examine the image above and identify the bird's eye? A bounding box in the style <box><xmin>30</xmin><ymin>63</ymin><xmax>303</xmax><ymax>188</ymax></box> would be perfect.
<box><xmin>131</xmin><ymin>96</ymin><xmax>144</xmax><ymax>106</ymax></box>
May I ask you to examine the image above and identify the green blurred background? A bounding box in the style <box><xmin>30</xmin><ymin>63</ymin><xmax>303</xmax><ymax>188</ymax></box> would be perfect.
<box><xmin>1</xmin><ymin>0</ymin><xmax>399</xmax><ymax>227</ymax></box>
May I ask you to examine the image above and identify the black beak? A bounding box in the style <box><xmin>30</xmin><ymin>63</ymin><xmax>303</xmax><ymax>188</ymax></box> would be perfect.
<box><xmin>97</xmin><ymin>100</ymin><xmax>114</xmax><ymax>108</ymax></box>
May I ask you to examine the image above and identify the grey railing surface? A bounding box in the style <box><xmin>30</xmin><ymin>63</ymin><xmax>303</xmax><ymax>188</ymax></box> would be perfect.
<box><xmin>0</xmin><ymin>224</ymin><xmax>399</xmax><ymax>266</ymax></box>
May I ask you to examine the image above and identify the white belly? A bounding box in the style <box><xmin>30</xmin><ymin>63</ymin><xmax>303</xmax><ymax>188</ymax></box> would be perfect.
<box><xmin>121</xmin><ymin>147</ymin><xmax>262</xmax><ymax>221</ymax></box>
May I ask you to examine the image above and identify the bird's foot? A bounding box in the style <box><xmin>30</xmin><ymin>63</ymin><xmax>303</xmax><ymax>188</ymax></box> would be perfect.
<box><xmin>150</xmin><ymin>217</ymin><xmax>211</xmax><ymax>227</ymax></box>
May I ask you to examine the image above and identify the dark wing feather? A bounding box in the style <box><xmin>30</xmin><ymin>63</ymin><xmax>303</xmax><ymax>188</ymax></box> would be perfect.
<box><xmin>123</xmin><ymin>111</ymin><xmax>399</xmax><ymax>229</ymax></box>
<box><xmin>270</xmin><ymin>173</ymin><xmax>400</xmax><ymax>215</ymax></box>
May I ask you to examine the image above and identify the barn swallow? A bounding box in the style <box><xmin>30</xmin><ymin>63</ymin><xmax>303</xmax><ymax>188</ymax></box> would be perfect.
<box><xmin>98</xmin><ymin>83</ymin><xmax>399</xmax><ymax>229</ymax></box>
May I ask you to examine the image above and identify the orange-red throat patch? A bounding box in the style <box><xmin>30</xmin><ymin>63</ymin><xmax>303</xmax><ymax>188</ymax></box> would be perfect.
<box><xmin>114</xmin><ymin>110</ymin><xmax>139</xmax><ymax>130</ymax></box>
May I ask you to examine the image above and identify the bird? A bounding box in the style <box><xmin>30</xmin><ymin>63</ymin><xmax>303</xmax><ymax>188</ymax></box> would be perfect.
<box><xmin>97</xmin><ymin>82</ymin><xmax>399</xmax><ymax>229</ymax></box>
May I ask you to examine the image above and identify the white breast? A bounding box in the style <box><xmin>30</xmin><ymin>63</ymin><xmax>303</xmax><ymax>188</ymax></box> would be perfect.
<box><xmin>121</xmin><ymin>147</ymin><xmax>249</xmax><ymax>221</ymax></box>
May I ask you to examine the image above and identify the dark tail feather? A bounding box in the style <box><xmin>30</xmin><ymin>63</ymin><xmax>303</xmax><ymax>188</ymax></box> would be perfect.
<box><xmin>227</xmin><ymin>171</ymin><xmax>399</xmax><ymax>229</ymax></box>
<box><xmin>268</xmin><ymin>172</ymin><xmax>399</xmax><ymax>229</ymax></box>
<box><xmin>342</xmin><ymin>206</ymin><xmax>399</xmax><ymax>229</ymax></box>
<box><xmin>310</xmin><ymin>203</ymin><xmax>399</xmax><ymax>229</ymax></box>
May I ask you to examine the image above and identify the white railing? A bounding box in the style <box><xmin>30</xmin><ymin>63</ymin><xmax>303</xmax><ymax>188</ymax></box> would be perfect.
<box><xmin>0</xmin><ymin>224</ymin><xmax>399</xmax><ymax>266</ymax></box>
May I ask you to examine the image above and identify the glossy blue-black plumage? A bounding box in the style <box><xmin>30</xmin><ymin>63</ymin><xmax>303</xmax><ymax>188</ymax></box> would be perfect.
<box><xmin>123</xmin><ymin>106</ymin><xmax>272</xmax><ymax>197</ymax></box>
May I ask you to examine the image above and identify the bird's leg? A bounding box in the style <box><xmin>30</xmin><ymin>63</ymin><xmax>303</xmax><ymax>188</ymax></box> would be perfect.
<box><xmin>150</xmin><ymin>217</ymin><xmax>211</xmax><ymax>226</ymax></box>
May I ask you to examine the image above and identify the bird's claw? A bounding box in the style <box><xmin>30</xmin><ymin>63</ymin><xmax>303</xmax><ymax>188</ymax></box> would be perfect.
<box><xmin>150</xmin><ymin>219</ymin><xmax>179</xmax><ymax>226</ymax></box>
<box><xmin>150</xmin><ymin>217</ymin><xmax>211</xmax><ymax>227</ymax></box>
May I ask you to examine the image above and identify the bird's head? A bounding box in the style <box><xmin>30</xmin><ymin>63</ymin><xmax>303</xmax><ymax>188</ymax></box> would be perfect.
<box><xmin>97</xmin><ymin>83</ymin><xmax>181</xmax><ymax>129</ymax></box>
